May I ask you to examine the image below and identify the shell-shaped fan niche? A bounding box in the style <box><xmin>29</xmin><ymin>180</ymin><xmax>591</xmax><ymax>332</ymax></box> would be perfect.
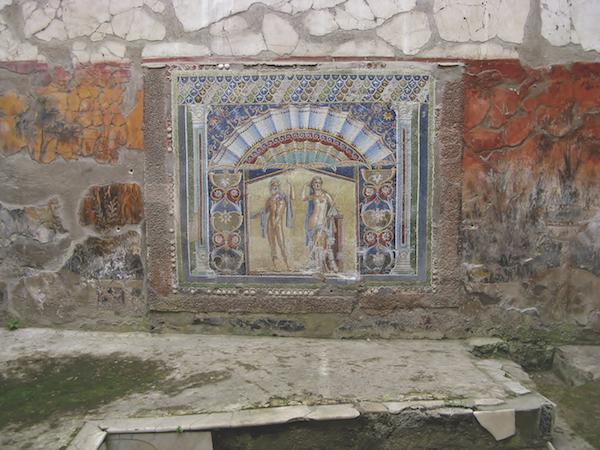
<box><xmin>210</xmin><ymin>105</ymin><xmax>394</xmax><ymax>169</ymax></box>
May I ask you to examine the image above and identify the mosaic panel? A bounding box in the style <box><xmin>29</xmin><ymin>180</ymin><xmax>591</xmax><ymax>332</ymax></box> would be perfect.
<box><xmin>172</xmin><ymin>70</ymin><xmax>433</xmax><ymax>285</ymax></box>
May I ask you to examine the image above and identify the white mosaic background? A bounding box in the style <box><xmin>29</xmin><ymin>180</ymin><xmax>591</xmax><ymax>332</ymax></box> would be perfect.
<box><xmin>0</xmin><ymin>0</ymin><xmax>599</xmax><ymax>65</ymax></box>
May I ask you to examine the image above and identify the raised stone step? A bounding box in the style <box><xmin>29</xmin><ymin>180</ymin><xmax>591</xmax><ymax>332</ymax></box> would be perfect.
<box><xmin>553</xmin><ymin>345</ymin><xmax>600</xmax><ymax>387</ymax></box>
<box><xmin>69</xmin><ymin>394</ymin><xmax>555</xmax><ymax>450</ymax></box>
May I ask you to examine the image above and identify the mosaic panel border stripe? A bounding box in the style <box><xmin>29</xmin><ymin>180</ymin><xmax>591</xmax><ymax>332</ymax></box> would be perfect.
<box><xmin>172</xmin><ymin>69</ymin><xmax>433</xmax><ymax>285</ymax></box>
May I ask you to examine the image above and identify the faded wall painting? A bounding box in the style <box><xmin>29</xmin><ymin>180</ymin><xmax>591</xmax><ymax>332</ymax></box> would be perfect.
<box><xmin>0</xmin><ymin>64</ymin><xmax>143</xmax><ymax>164</ymax></box>
<box><xmin>172</xmin><ymin>69</ymin><xmax>432</xmax><ymax>285</ymax></box>
<box><xmin>463</xmin><ymin>61</ymin><xmax>600</xmax><ymax>323</ymax></box>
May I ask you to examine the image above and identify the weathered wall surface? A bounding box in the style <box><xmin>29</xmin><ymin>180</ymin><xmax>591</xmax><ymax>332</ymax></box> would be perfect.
<box><xmin>462</xmin><ymin>60</ymin><xmax>600</xmax><ymax>336</ymax></box>
<box><xmin>0</xmin><ymin>0</ymin><xmax>599</xmax><ymax>350</ymax></box>
<box><xmin>0</xmin><ymin>61</ymin><xmax>146</xmax><ymax>329</ymax></box>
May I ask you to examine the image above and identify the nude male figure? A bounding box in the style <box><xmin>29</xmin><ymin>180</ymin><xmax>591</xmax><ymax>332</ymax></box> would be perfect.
<box><xmin>252</xmin><ymin>178</ymin><xmax>295</xmax><ymax>271</ymax></box>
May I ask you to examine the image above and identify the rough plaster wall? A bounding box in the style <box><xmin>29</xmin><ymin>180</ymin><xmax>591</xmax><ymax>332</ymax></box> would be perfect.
<box><xmin>0</xmin><ymin>0</ymin><xmax>598</xmax><ymax>343</ymax></box>
<box><xmin>0</xmin><ymin>0</ymin><xmax>598</xmax><ymax>65</ymax></box>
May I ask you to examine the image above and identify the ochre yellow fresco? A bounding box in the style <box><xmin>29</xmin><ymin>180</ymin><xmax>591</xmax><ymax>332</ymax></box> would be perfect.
<box><xmin>0</xmin><ymin>64</ymin><xmax>143</xmax><ymax>164</ymax></box>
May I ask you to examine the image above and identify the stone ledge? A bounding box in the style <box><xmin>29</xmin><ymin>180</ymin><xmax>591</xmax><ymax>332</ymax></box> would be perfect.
<box><xmin>68</xmin><ymin>393</ymin><xmax>554</xmax><ymax>450</ymax></box>
<box><xmin>553</xmin><ymin>345</ymin><xmax>600</xmax><ymax>387</ymax></box>
<box><xmin>67</xmin><ymin>404</ymin><xmax>360</xmax><ymax>450</ymax></box>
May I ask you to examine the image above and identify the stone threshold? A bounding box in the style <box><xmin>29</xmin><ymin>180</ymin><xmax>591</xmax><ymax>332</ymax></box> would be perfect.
<box><xmin>67</xmin><ymin>392</ymin><xmax>554</xmax><ymax>450</ymax></box>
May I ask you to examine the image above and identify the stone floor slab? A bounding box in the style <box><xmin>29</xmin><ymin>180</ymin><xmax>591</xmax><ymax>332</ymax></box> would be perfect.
<box><xmin>101</xmin><ymin>431</ymin><xmax>213</xmax><ymax>450</ymax></box>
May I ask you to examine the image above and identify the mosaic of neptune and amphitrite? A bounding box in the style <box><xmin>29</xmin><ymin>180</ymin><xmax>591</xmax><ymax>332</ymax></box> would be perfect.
<box><xmin>172</xmin><ymin>70</ymin><xmax>432</xmax><ymax>285</ymax></box>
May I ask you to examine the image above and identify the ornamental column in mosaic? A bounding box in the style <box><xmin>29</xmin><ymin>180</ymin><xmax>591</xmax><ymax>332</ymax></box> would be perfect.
<box><xmin>390</xmin><ymin>103</ymin><xmax>414</xmax><ymax>275</ymax></box>
<box><xmin>188</xmin><ymin>104</ymin><xmax>214</xmax><ymax>277</ymax></box>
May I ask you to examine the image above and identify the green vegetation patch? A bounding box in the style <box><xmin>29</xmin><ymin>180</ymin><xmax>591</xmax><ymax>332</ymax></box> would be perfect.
<box><xmin>536</xmin><ymin>378</ymin><xmax>600</xmax><ymax>449</ymax></box>
<box><xmin>0</xmin><ymin>354</ymin><xmax>168</xmax><ymax>430</ymax></box>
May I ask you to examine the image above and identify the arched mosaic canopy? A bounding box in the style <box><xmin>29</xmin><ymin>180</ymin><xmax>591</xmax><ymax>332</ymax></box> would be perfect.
<box><xmin>210</xmin><ymin>105</ymin><xmax>394</xmax><ymax>169</ymax></box>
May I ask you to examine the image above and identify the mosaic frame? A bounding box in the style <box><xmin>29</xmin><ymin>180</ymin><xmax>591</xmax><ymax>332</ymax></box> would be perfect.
<box><xmin>171</xmin><ymin>68</ymin><xmax>434</xmax><ymax>286</ymax></box>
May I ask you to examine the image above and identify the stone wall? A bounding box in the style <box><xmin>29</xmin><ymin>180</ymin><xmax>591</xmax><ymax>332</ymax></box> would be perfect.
<box><xmin>0</xmin><ymin>0</ymin><xmax>599</xmax><ymax>347</ymax></box>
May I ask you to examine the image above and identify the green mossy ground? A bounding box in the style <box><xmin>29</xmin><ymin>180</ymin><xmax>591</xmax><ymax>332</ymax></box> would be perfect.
<box><xmin>534</xmin><ymin>373</ymin><xmax>600</xmax><ymax>449</ymax></box>
<box><xmin>0</xmin><ymin>354</ymin><xmax>168</xmax><ymax>430</ymax></box>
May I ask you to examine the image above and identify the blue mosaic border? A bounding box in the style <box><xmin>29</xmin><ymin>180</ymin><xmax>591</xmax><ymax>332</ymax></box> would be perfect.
<box><xmin>173</xmin><ymin>70</ymin><xmax>433</xmax><ymax>286</ymax></box>
<box><xmin>175</xmin><ymin>73</ymin><xmax>430</xmax><ymax>105</ymax></box>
